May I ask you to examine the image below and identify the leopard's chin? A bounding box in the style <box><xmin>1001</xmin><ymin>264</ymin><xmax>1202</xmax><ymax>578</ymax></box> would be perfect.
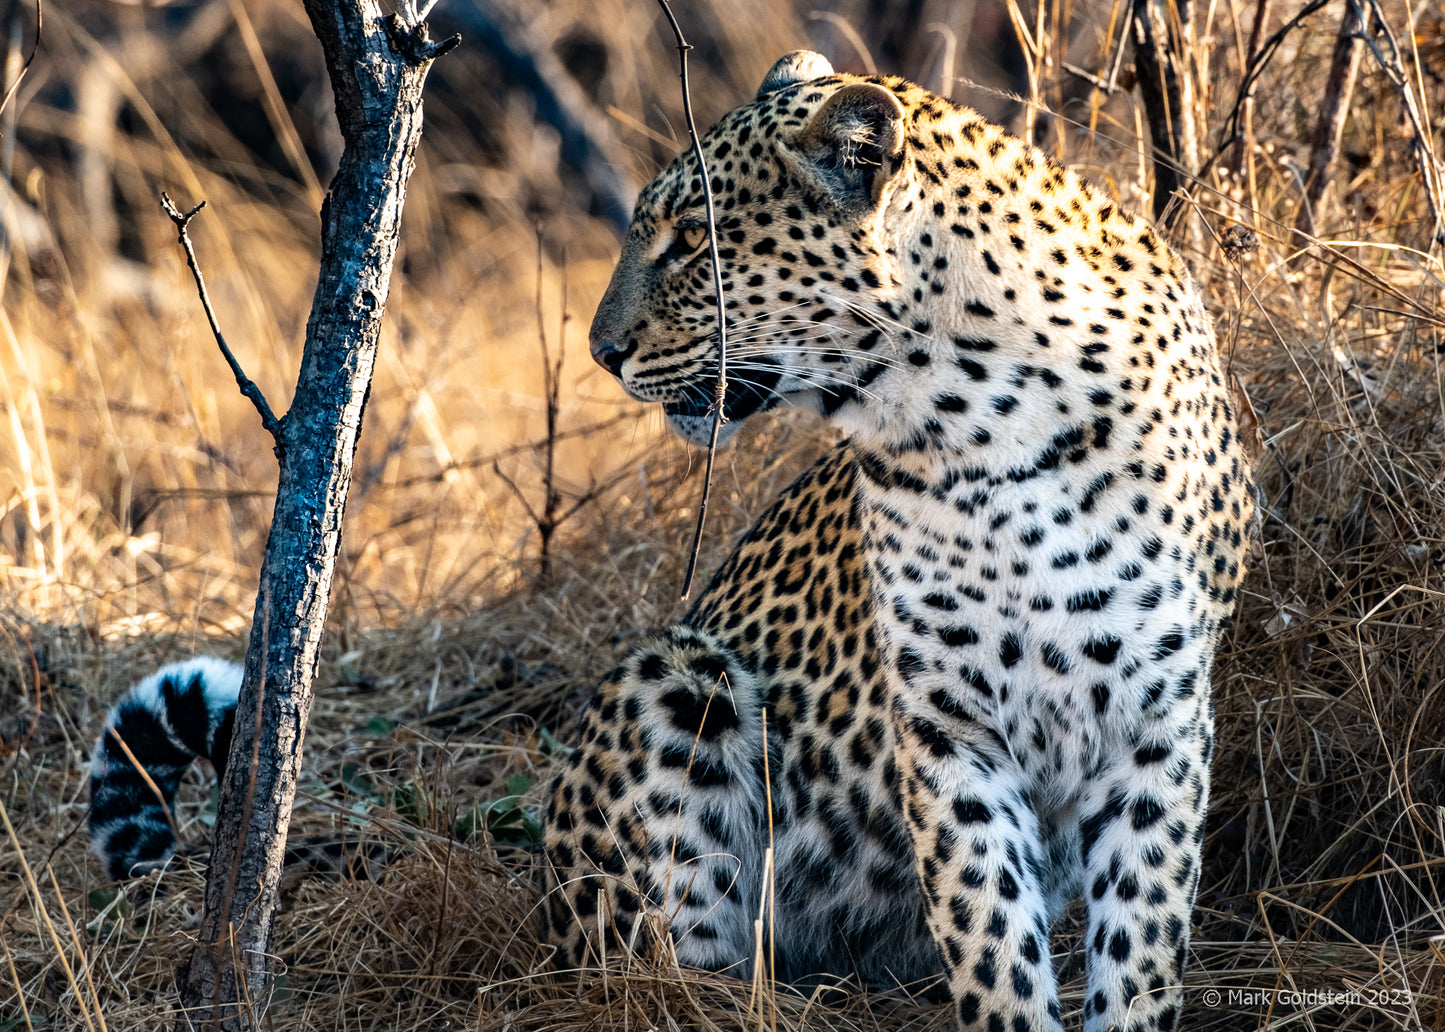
<box><xmin>663</xmin><ymin>405</ymin><xmax>746</xmax><ymax>447</ymax></box>
<box><xmin>660</xmin><ymin>366</ymin><xmax>785</xmax><ymax>446</ymax></box>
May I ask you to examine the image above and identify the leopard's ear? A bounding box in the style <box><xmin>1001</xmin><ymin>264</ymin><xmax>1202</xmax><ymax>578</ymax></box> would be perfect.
<box><xmin>757</xmin><ymin>51</ymin><xmax>834</xmax><ymax>97</ymax></box>
<box><xmin>782</xmin><ymin>83</ymin><xmax>905</xmax><ymax>215</ymax></box>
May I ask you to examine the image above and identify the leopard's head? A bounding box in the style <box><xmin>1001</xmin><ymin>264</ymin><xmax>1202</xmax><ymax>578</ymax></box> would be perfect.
<box><xmin>589</xmin><ymin>51</ymin><xmax>914</xmax><ymax>445</ymax></box>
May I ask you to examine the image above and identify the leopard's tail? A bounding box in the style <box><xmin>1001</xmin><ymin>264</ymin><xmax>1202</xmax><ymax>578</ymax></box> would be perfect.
<box><xmin>89</xmin><ymin>657</ymin><xmax>242</xmax><ymax>880</ymax></box>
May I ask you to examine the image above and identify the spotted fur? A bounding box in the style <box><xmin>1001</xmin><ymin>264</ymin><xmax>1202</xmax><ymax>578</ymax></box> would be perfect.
<box><xmin>89</xmin><ymin>657</ymin><xmax>241</xmax><ymax>880</ymax></box>
<box><xmin>547</xmin><ymin>51</ymin><xmax>1254</xmax><ymax>1032</ymax></box>
<box><xmin>91</xmin><ymin>658</ymin><xmax>407</xmax><ymax>886</ymax></box>
<box><xmin>87</xmin><ymin>51</ymin><xmax>1253</xmax><ymax>1032</ymax></box>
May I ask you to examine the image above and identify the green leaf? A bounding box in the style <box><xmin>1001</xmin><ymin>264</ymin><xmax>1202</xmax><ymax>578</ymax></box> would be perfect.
<box><xmin>393</xmin><ymin>783</ymin><xmax>435</xmax><ymax>828</ymax></box>
<box><xmin>1</xmin><ymin>1017</ymin><xmax>48</xmax><ymax>1031</ymax></box>
<box><xmin>536</xmin><ymin>726</ymin><xmax>573</xmax><ymax>757</ymax></box>
<box><xmin>339</xmin><ymin>763</ymin><xmax>383</xmax><ymax>802</ymax></box>
<box><xmin>457</xmin><ymin>790</ymin><xmax>543</xmax><ymax>846</ymax></box>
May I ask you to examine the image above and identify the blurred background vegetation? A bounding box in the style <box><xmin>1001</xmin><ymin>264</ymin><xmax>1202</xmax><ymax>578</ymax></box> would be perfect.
<box><xmin>2</xmin><ymin>0</ymin><xmax>1444</xmax><ymax>1028</ymax></box>
<box><xmin>2</xmin><ymin>0</ymin><xmax>1440</xmax><ymax>627</ymax></box>
<box><xmin>0</xmin><ymin>0</ymin><xmax>1056</xmax><ymax>634</ymax></box>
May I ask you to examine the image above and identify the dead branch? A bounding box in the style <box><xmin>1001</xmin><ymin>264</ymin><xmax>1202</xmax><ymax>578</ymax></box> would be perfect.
<box><xmin>1354</xmin><ymin>0</ymin><xmax>1445</xmax><ymax>249</ymax></box>
<box><xmin>535</xmin><ymin>231</ymin><xmax>564</xmax><ymax>582</ymax></box>
<box><xmin>1211</xmin><ymin>0</ymin><xmax>1332</xmax><ymax>173</ymax></box>
<box><xmin>1131</xmin><ymin>0</ymin><xmax>1200</xmax><ymax>240</ymax></box>
<box><xmin>1223</xmin><ymin>0</ymin><xmax>1272</xmax><ymax>183</ymax></box>
<box><xmin>159</xmin><ymin>193</ymin><xmax>284</xmax><ymax>457</ymax></box>
<box><xmin>386</xmin><ymin>413</ymin><xmax>636</xmax><ymax>491</ymax></box>
<box><xmin>654</xmin><ymin>0</ymin><xmax>728</xmax><ymax>601</ymax></box>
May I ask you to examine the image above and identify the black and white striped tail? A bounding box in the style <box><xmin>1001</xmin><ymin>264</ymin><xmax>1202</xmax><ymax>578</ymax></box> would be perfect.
<box><xmin>89</xmin><ymin>657</ymin><xmax>242</xmax><ymax>880</ymax></box>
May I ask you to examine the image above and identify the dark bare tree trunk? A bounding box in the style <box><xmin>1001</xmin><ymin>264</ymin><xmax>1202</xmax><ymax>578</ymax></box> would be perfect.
<box><xmin>1132</xmin><ymin>0</ymin><xmax>1200</xmax><ymax>243</ymax></box>
<box><xmin>1293</xmin><ymin>0</ymin><xmax>1364</xmax><ymax>255</ymax></box>
<box><xmin>175</xmin><ymin>3</ymin><xmax>454</xmax><ymax>1028</ymax></box>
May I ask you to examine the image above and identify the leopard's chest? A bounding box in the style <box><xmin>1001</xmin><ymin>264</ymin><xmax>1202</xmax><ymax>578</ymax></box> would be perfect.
<box><xmin>855</xmin><ymin>454</ymin><xmax>1211</xmax><ymax>779</ymax></box>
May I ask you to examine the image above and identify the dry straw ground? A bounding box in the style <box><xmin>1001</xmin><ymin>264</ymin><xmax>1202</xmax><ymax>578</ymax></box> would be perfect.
<box><xmin>2</xmin><ymin>0</ymin><xmax>1444</xmax><ymax>1028</ymax></box>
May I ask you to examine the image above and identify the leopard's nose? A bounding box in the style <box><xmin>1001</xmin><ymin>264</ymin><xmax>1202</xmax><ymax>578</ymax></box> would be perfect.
<box><xmin>590</xmin><ymin>338</ymin><xmax>634</xmax><ymax>378</ymax></box>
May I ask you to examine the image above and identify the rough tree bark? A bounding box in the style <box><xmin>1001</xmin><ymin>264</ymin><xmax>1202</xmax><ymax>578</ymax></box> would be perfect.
<box><xmin>1293</xmin><ymin>0</ymin><xmax>1364</xmax><ymax>256</ymax></box>
<box><xmin>175</xmin><ymin>3</ymin><xmax>454</xmax><ymax>1029</ymax></box>
<box><xmin>1132</xmin><ymin>0</ymin><xmax>1201</xmax><ymax>246</ymax></box>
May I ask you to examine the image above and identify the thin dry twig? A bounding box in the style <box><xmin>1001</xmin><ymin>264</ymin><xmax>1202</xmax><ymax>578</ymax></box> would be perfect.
<box><xmin>1353</xmin><ymin>0</ymin><xmax>1445</xmax><ymax>248</ymax></box>
<box><xmin>389</xmin><ymin>413</ymin><xmax>635</xmax><ymax>491</ymax></box>
<box><xmin>0</xmin><ymin>0</ymin><xmax>39</xmax><ymax>126</ymax></box>
<box><xmin>1210</xmin><ymin>0</ymin><xmax>1332</xmax><ymax>168</ymax></box>
<box><xmin>536</xmin><ymin>230</ymin><xmax>565</xmax><ymax>582</ymax></box>
<box><xmin>159</xmin><ymin>192</ymin><xmax>286</xmax><ymax>459</ymax></box>
<box><xmin>488</xmin><ymin>237</ymin><xmax>622</xmax><ymax>582</ymax></box>
<box><xmin>653</xmin><ymin>0</ymin><xmax>728</xmax><ymax>601</ymax></box>
<box><xmin>1062</xmin><ymin>61</ymin><xmax>1121</xmax><ymax>95</ymax></box>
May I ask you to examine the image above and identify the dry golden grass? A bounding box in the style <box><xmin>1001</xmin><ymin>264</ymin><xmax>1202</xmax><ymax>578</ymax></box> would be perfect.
<box><xmin>3</xmin><ymin>0</ymin><xmax>1444</xmax><ymax>1028</ymax></box>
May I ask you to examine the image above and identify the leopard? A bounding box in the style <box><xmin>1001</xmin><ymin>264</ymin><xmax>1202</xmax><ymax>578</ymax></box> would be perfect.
<box><xmin>542</xmin><ymin>50</ymin><xmax>1254</xmax><ymax>1032</ymax></box>
<box><xmin>88</xmin><ymin>49</ymin><xmax>1253</xmax><ymax>1032</ymax></box>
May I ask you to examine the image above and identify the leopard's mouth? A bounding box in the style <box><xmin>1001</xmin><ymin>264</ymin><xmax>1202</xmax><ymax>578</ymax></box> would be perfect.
<box><xmin>660</xmin><ymin>361</ymin><xmax>785</xmax><ymax>446</ymax></box>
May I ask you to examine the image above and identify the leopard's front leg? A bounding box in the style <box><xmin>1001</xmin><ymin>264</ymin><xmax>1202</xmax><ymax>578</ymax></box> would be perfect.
<box><xmin>893</xmin><ymin>692</ymin><xmax>1064</xmax><ymax>1032</ymax></box>
<box><xmin>1077</xmin><ymin>674</ymin><xmax>1212</xmax><ymax>1032</ymax></box>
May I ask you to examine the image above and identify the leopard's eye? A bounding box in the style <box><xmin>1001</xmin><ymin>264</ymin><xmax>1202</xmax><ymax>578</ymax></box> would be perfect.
<box><xmin>661</xmin><ymin>222</ymin><xmax>708</xmax><ymax>264</ymax></box>
<box><xmin>680</xmin><ymin>224</ymin><xmax>707</xmax><ymax>251</ymax></box>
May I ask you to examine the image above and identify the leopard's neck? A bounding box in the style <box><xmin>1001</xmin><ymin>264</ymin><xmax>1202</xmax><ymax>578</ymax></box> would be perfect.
<box><xmin>820</xmin><ymin>120</ymin><xmax>1214</xmax><ymax>495</ymax></box>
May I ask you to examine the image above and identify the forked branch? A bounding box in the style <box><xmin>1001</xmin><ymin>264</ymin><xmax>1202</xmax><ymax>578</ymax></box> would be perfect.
<box><xmin>159</xmin><ymin>192</ymin><xmax>285</xmax><ymax>458</ymax></box>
